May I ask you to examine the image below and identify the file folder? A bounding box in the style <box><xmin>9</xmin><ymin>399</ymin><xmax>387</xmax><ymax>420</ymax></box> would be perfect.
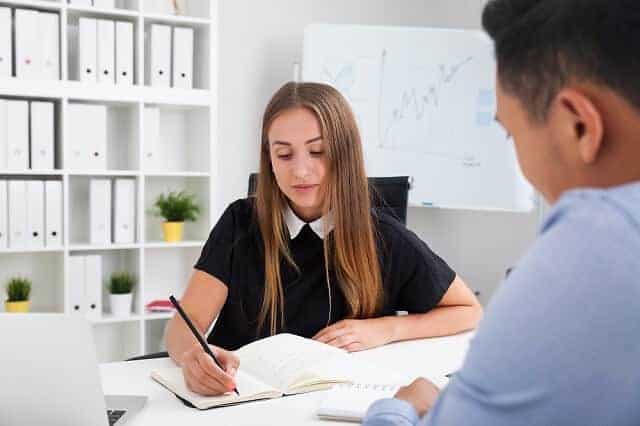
<box><xmin>26</xmin><ymin>180</ymin><xmax>45</xmax><ymax>249</ymax></box>
<box><xmin>15</xmin><ymin>9</ymin><xmax>41</xmax><ymax>79</ymax></box>
<box><xmin>39</xmin><ymin>12</ymin><xmax>60</xmax><ymax>80</ymax></box>
<box><xmin>0</xmin><ymin>181</ymin><xmax>7</xmax><ymax>249</ymax></box>
<box><xmin>90</xmin><ymin>179</ymin><xmax>112</xmax><ymax>245</ymax></box>
<box><xmin>149</xmin><ymin>24</ymin><xmax>171</xmax><ymax>87</ymax></box>
<box><xmin>97</xmin><ymin>19</ymin><xmax>115</xmax><ymax>84</ymax></box>
<box><xmin>45</xmin><ymin>180</ymin><xmax>63</xmax><ymax>248</ymax></box>
<box><xmin>172</xmin><ymin>27</ymin><xmax>194</xmax><ymax>89</ymax></box>
<box><xmin>6</xmin><ymin>101</ymin><xmax>29</xmax><ymax>170</ymax></box>
<box><xmin>66</xmin><ymin>104</ymin><xmax>107</xmax><ymax>170</ymax></box>
<box><xmin>79</xmin><ymin>18</ymin><xmax>98</xmax><ymax>83</ymax></box>
<box><xmin>85</xmin><ymin>255</ymin><xmax>103</xmax><ymax>320</ymax></box>
<box><xmin>115</xmin><ymin>21</ymin><xmax>134</xmax><ymax>85</ymax></box>
<box><xmin>30</xmin><ymin>101</ymin><xmax>55</xmax><ymax>170</ymax></box>
<box><xmin>113</xmin><ymin>179</ymin><xmax>135</xmax><ymax>243</ymax></box>
<box><xmin>8</xmin><ymin>180</ymin><xmax>27</xmax><ymax>249</ymax></box>
<box><xmin>68</xmin><ymin>256</ymin><xmax>86</xmax><ymax>316</ymax></box>
<box><xmin>0</xmin><ymin>8</ymin><xmax>11</xmax><ymax>78</ymax></box>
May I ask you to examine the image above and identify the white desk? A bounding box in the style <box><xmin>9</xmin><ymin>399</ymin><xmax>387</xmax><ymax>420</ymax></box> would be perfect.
<box><xmin>100</xmin><ymin>332</ymin><xmax>474</xmax><ymax>425</ymax></box>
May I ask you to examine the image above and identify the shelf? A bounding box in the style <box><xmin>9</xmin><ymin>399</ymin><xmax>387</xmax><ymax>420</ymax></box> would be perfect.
<box><xmin>0</xmin><ymin>246</ymin><xmax>64</xmax><ymax>254</ymax></box>
<box><xmin>90</xmin><ymin>311</ymin><xmax>174</xmax><ymax>324</ymax></box>
<box><xmin>0</xmin><ymin>0</ymin><xmax>62</xmax><ymax>11</ymax></box>
<box><xmin>144</xmin><ymin>312</ymin><xmax>173</xmax><ymax>320</ymax></box>
<box><xmin>67</xmin><ymin>4</ymin><xmax>138</xmax><ymax>20</ymax></box>
<box><xmin>0</xmin><ymin>79</ymin><xmax>213</xmax><ymax>106</ymax></box>
<box><xmin>0</xmin><ymin>170</ymin><xmax>63</xmax><ymax>176</ymax></box>
<box><xmin>91</xmin><ymin>314</ymin><xmax>142</xmax><ymax>324</ymax></box>
<box><xmin>143</xmin><ymin>12</ymin><xmax>210</xmax><ymax>27</ymax></box>
<box><xmin>144</xmin><ymin>240</ymin><xmax>204</xmax><ymax>249</ymax></box>
<box><xmin>69</xmin><ymin>243</ymin><xmax>140</xmax><ymax>251</ymax></box>
<box><xmin>67</xmin><ymin>170</ymin><xmax>140</xmax><ymax>177</ymax></box>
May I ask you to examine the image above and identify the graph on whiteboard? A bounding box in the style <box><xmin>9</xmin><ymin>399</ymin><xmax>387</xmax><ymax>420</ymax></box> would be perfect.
<box><xmin>303</xmin><ymin>24</ymin><xmax>533</xmax><ymax>211</ymax></box>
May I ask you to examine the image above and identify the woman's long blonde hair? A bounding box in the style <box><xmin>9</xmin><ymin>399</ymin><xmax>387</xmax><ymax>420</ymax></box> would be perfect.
<box><xmin>255</xmin><ymin>82</ymin><xmax>383</xmax><ymax>335</ymax></box>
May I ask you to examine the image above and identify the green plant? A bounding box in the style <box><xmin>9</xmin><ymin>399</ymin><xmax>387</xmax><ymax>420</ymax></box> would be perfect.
<box><xmin>108</xmin><ymin>272</ymin><xmax>136</xmax><ymax>295</ymax></box>
<box><xmin>6</xmin><ymin>277</ymin><xmax>31</xmax><ymax>302</ymax></box>
<box><xmin>152</xmin><ymin>190</ymin><xmax>200</xmax><ymax>222</ymax></box>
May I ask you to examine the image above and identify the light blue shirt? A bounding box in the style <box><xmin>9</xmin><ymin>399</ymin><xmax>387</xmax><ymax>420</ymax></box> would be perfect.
<box><xmin>364</xmin><ymin>182</ymin><xmax>640</xmax><ymax>426</ymax></box>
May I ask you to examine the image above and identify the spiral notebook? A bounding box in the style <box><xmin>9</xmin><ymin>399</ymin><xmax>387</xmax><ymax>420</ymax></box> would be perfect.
<box><xmin>316</xmin><ymin>382</ymin><xmax>402</xmax><ymax>422</ymax></box>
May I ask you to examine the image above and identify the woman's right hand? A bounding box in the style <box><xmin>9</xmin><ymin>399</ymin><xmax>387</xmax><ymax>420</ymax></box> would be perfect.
<box><xmin>180</xmin><ymin>345</ymin><xmax>240</xmax><ymax>396</ymax></box>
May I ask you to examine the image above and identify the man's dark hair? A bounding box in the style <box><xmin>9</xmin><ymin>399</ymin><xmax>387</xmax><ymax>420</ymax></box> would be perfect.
<box><xmin>482</xmin><ymin>0</ymin><xmax>640</xmax><ymax>122</ymax></box>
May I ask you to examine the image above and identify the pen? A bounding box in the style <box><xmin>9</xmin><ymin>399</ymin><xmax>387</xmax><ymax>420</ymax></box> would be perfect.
<box><xmin>169</xmin><ymin>295</ymin><xmax>239</xmax><ymax>396</ymax></box>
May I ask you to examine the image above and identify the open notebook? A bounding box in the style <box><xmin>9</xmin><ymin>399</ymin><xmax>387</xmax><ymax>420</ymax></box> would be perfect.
<box><xmin>151</xmin><ymin>333</ymin><xmax>354</xmax><ymax>410</ymax></box>
<box><xmin>316</xmin><ymin>383</ymin><xmax>402</xmax><ymax>422</ymax></box>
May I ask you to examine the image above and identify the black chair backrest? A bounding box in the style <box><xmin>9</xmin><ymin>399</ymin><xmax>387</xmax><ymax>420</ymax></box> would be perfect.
<box><xmin>247</xmin><ymin>173</ymin><xmax>410</xmax><ymax>225</ymax></box>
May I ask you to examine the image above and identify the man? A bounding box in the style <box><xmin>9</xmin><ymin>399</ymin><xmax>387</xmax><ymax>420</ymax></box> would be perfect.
<box><xmin>364</xmin><ymin>0</ymin><xmax>640</xmax><ymax>424</ymax></box>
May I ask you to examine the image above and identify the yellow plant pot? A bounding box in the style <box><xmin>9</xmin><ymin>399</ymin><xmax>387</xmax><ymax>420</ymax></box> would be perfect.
<box><xmin>5</xmin><ymin>300</ymin><xmax>30</xmax><ymax>313</ymax></box>
<box><xmin>162</xmin><ymin>222</ymin><xmax>184</xmax><ymax>242</ymax></box>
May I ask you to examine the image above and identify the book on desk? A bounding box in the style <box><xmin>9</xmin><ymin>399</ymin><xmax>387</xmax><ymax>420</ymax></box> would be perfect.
<box><xmin>151</xmin><ymin>333</ymin><xmax>381</xmax><ymax>410</ymax></box>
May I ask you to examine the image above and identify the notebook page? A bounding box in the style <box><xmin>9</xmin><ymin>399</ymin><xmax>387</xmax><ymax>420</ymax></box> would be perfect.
<box><xmin>235</xmin><ymin>333</ymin><xmax>348</xmax><ymax>391</ymax></box>
<box><xmin>317</xmin><ymin>383</ymin><xmax>401</xmax><ymax>422</ymax></box>
<box><xmin>151</xmin><ymin>367</ymin><xmax>281</xmax><ymax>409</ymax></box>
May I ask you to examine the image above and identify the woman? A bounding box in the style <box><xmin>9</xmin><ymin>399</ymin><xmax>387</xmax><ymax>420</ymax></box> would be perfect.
<box><xmin>166</xmin><ymin>82</ymin><xmax>482</xmax><ymax>396</ymax></box>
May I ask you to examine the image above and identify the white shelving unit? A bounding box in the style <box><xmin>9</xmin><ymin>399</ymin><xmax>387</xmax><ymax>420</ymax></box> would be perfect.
<box><xmin>0</xmin><ymin>0</ymin><xmax>218</xmax><ymax>362</ymax></box>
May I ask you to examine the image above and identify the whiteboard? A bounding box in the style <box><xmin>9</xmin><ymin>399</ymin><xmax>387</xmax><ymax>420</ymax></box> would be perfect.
<box><xmin>302</xmin><ymin>24</ymin><xmax>534</xmax><ymax>212</ymax></box>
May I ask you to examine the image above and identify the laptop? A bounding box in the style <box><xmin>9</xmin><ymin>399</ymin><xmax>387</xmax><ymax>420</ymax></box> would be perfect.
<box><xmin>0</xmin><ymin>314</ymin><xmax>147</xmax><ymax>426</ymax></box>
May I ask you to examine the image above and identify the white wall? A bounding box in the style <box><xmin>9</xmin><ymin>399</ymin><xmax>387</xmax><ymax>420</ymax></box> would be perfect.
<box><xmin>217</xmin><ymin>0</ymin><xmax>540</xmax><ymax>304</ymax></box>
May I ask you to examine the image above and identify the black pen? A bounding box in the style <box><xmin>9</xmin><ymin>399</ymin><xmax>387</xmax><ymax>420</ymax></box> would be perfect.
<box><xmin>169</xmin><ymin>295</ymin><xmax>240</xmax><ymax>396</ymax></box>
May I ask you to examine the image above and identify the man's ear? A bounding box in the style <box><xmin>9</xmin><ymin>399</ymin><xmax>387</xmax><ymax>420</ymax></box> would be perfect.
<box><xmin>552</xmin><ymin>88</ymin><xmax>604</xmax><ymax>164</ymax></box>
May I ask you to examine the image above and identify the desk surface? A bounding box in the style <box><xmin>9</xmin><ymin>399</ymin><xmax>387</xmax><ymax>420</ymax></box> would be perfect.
<box><xmin>100</xmin><ymin>332</ymin><xmax>474</xmax><ymax>426</ymax></box>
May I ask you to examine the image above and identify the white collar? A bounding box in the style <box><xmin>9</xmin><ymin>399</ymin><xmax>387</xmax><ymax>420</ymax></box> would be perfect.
<box><xmin>284</xmin><ymin>204</ymin><xmax>333</xmax><ymax>239</ymax></box>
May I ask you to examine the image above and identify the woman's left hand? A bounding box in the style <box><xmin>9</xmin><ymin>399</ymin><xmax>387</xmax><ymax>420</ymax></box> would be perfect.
<box><xmin>312</xmin><ymin>317</ymin><xmax>395</xmax><ymax>352</ymax></box>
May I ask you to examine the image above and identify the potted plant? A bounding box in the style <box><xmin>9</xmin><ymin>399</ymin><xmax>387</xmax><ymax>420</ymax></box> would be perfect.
<box><xmin>5</xmin><ymin>277</ymin><xmax>32</xmax><ymax>313</ymax></box>
<box><xmin>152</xmin><ymin>190</ymin><xmax>200</xmax><ymax>242</ymax></box>
<box><xmin>108</xmin><ymin>272</ymin><xmax>136</xmax><ymax>317</ymax></box>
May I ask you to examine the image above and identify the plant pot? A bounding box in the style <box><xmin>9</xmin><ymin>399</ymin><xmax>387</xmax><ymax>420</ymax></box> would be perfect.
<box><xmin>162</xmin><ymin>221</ymin><xmax>184</xmax><ymax>242</ymax></box>
<box><xmin>5</xmin><ymin>300</ymin><xmax>30</xmax><ymax>313</ymax></box>
<box><xmin>109</xmin><ymin>293</ymin><xmax>133</xmax><ymax>317</ymax></box>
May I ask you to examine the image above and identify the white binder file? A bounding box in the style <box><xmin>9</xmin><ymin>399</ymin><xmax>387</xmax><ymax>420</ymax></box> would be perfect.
<box><xmin>79</xmin><ymin>18</ymin><xmax>98</xmax><ymax>83</ymax></box>
<box><xmin>66</xmin><ymin>104</ymin><xmax>107</xmax><ymax>170</ymax></box>
<box><xmin>6</xmin><ymin>101</ymin><xmax>29</xmax><ymax>170</ymax></box>
<box><xmin>30</xmin><ymin>102</ymin><xmax>55</xmax><ymax>170</ymax></box>
<box><xmin>143</xmin><ymin>106</ymin><xmax>160</xmax><ymax>169</ymax></box>
<box><xmin>0</xmin><ymin>8</ymin><xmax>12</xmax><ymax>78</ymax></box>
<box><xmin>15</xmin><ymin>9</ymin><xmax>41</xmax><ymax>79</ymax></box>
<box><xmin>149</xmin><ymin>24</ymin><xmax>171</xmax><ymax>88</ymax></box>
<box><xmin>8</xmin><ymin>181</ymin><xmax>27</xmax><ymax>249</ymax></box>
<box><xmin>69</xmin><ymin>0</ymin><xmax>92</xmax><ymax>5</ymax></box>
<box><xmin>0</xmin><ymin>181</ymin><xmax>7</xmax><ymax>249</ymax></box>
<box><xmin>97</xmin><ymin>20</ymin><xmax>115</xmax><ymax>84</ymax></box>
<box><xmin>85</xmin><ymin>255</ymin><xmax>103</xmax><ymax>320</ymax></box>
<box><xmin>39</xmin><ymin>12</ymin><xmax>60</xmax><ymax>80</ymax></box>
<box><xmin>90</xmin><ymin>179</ymin><xmax>112</xmax><ymax>245</ymax></box>
<box><xmin>45</xmin><ymin>181</ymin><xmax>63</xmax><ymax>248</ymax></box>
<box><xmin>115</xmin><ymin>21</ymin><xmax>134</xmax><ymax>85</ymax></box>
<box><xmin>88</xmin><ymin>104</ymin><xmax>107</xmax><ymax>169</ymax></box>
<box><xmin>113</xmin><ymin>179</ymin><xmax>135</xmax><ymax>243</ymax></box>
<box><xmin>68</xmin><ymin>256</ymin><xmax>86</xmax><ymax>316</ymax></box>
<box><xmin>93</xmin><ymin>0</ymin><xmax>115</xmax><ymax>9</ymax></box>
<box><xmin>172</xmin><ymin>27</ymin><xmax>194</xmax><ymax>89</ymax></box>
<box><xmin>65</xmin><ymin>104</ymin><xmax>86</xmax><ymax>169</ymax></box>
<box><xmin>26</xmin><ymin>180</ymin><xmax>45</xmax><ymax>249</ymax></box>
<box><xmin>0</xmin><ymin>100</ymin><xmax>7</xmax><ymax>170</ymax></box>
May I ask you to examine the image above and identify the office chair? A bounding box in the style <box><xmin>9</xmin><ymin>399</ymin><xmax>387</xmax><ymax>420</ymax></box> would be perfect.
<box><xmin>127</xmin><ymin>174</ymin><xmax>411</xmax><ymax>361</ymax></box>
